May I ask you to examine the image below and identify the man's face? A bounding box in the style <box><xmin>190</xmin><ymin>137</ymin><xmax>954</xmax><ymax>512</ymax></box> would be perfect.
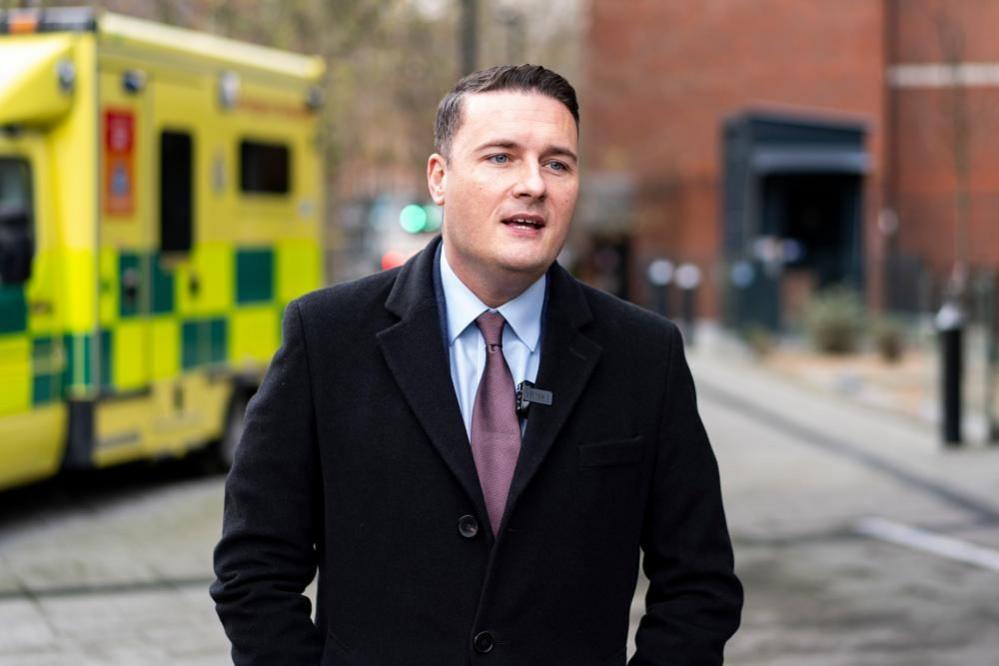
<box><xmin>428</xmin><ymin>91</ymin><xmax>579</xmax><ymax>298</ymax></box>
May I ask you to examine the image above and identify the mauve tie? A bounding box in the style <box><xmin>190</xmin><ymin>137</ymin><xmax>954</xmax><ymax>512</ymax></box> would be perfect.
<box><xmin>470</xmin><ymin>311</ymin><xmax>522</xmax><ymax>536</ymax></box>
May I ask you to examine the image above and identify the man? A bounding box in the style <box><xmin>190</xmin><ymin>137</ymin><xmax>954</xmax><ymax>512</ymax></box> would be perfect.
<box><xmin>211</xmin><ymin>64</ymin><xmax>742</xmax><ymax>665</ymax></box>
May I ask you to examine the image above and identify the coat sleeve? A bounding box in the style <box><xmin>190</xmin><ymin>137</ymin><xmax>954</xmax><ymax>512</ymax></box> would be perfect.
<box><xmin>630</xmin><ymin>324</ymin><xmax>744</xmax><ymax>665</ymax></box>
<box><xmin>210</xmin><ymin>299</ymin><xmax>324</xmax><ymax>665</ymax></box>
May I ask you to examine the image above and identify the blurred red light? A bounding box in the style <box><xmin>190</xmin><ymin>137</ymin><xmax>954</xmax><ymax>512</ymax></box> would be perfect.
<box><xmin>381</xmin><ymin>250</ymin><xmax>405</xmax><ymax>270</ymax></box>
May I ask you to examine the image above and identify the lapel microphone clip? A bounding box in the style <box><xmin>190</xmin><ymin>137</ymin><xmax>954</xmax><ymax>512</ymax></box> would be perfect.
<box><xmin>516</xmin><ymin>381</ymin><xmax>553</xmax><ymax>417</ymax></box>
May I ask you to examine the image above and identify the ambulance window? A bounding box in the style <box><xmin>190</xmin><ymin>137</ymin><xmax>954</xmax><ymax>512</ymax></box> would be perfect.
<box><xmin>0</xmin><ymin>158</ymin><xmax>34</xmax><ymax>284</ymax></box>
<box><xmin>0</xmin><ymin>158</ymin><xmax>32</xmax><ymax>225</ymax></box>
<box><xmin>240</xmin><ymin>140</ymin><xmax>290</xmax><ymax>195</ymax></box>
<box><xmin>160</xmin><ymin>131</ymin><xmax>193</xmax><ymax>254</ymax></box>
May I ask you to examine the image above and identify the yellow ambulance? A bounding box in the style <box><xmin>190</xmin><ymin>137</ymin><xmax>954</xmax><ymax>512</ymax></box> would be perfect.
<box><xmin>0</xmin><ymin>7</ymin><xmax>324</xmax><ymax>490</ymax></box>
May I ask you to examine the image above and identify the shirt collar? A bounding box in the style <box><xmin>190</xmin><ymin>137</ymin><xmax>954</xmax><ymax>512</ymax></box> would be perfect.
<box><xmin>439</xmin><ymin>247</ymin><xmax>545</xmax><ymax>352</ymax></box>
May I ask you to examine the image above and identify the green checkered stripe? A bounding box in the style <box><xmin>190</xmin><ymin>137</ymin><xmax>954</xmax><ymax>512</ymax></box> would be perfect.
<box><xmin>114</xmin><ymin>246</ymin><xmax>282</xmax><ymax>372</ymax></box>
<box><xmin>118</xmin><ymin>251</ymin><xmax>175</xmax><ymax>316</ymax></box>
<box><xmin>0</xmin><ymin>284</ymin><xmax>26</xmax><ymax>335</ymax></box>
<box><xmin>0</xmin><ymin>286</ymin><xmax>61</xmax><ymax>406</ymax></box>
<box><xmin>33</xmin><ymin>336</ymin><xmax>63</xmax><ymax>405</ymax></box>
<box><xmin>0</xmin><ymin>247</ymin><xmax>286</xmax><ymax>405</ymax></box>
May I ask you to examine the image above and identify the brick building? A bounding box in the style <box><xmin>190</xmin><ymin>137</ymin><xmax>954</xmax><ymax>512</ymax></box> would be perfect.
<box><xmin>583</xmin><ymin>0</ymin><xmax>999</xmax><ymax>327</ymax></box>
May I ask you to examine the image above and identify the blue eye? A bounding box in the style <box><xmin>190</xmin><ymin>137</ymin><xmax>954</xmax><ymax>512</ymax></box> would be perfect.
<box><xmin>547</xmin><ymin>160</ymin><xmax>568</xmax><ymax>172</ymax></box>
<box><xmin>488</xmin><ymin>154</ymin><xmax>509</xmax><ymax>164</ymax></box>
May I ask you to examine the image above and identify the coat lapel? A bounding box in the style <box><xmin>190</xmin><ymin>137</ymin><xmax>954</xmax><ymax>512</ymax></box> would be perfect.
<box><xmin>504</xmin><ymin>263</ymin><xmax>602</xmax><ymax>526</ymax></box>
<box><xmin>376</xmin><ymin>238</ymin><xmax>490</xmax><ymax>523</ymax></box>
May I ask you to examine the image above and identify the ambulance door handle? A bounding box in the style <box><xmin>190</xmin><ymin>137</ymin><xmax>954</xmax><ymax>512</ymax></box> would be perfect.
<box><xmin>122</xmin><ymin>267</ymin><xmax>140</xmax><ymax>306</ymax></box>
<box><xmin>188</xmin><ymin>272</ymin><xmax>201</xmax><ymax>297</ymax></box>
<box><xmin>29</xmin><ymin>300</ymin><xmax>53</xmax><ymax>316</ymax></box>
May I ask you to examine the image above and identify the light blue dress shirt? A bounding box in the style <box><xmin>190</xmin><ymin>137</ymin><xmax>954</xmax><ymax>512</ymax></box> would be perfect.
<box><xmin>439</xmin><ymin>247</ymin><xmax>545</xmax><ymax>441</ymax></box>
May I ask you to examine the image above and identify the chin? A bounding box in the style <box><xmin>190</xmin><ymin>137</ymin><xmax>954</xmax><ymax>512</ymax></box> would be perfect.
<box><xmin>497</xmin><ymin>255</ymin><xmax>553</xmax><ymax>278</ymax></box>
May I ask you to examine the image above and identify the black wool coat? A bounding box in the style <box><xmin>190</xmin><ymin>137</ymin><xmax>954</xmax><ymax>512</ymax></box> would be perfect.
<box><xmin>211</xmin><ymin>236</ymin><xmax>743</xmax><ymax>665</ymax></box>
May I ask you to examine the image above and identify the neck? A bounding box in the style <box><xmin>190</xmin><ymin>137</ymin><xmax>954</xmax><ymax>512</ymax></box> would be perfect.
<box><xmin>443</xmin><ymin>247</ymin><xmax>540</xmax><ymax>309</ymax></box>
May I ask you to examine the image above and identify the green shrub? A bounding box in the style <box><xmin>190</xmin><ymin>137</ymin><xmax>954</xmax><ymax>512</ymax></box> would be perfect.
<box><xmin>803</xmin><ymin>287</ymin><xmax>865</xmax><ymax>355</ymax></box>
<box><xmin>742</xmin><ymin>324</ymin><xmax>775</xmax><ymax>357</ymax></box>
<box><xmin>873</xmin><ymin>316</ymin><xmax>906</xmax><ymax>363</ymax></box>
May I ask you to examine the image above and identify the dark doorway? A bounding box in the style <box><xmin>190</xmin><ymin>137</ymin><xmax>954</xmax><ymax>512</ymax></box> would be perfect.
<box><xmin>722</xmin><ymin>111</ymin><xmax>868</xmax><ymax>332</ymax></box>
<box><xmin>761</xmin><ymin>173</ymin><xmax>862</xmax><ymax>329</ymax></box>
<box><xmin>762</xmin><ymin>173</ymin><xmax>861</xmax><ymax>288</ymax></box>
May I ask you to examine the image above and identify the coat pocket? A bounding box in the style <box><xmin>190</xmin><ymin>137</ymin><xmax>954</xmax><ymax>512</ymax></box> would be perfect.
<box><xmin>578</xmin><ymin>435</ymin><xmax>644</xmax><ymax>468</ymax></box>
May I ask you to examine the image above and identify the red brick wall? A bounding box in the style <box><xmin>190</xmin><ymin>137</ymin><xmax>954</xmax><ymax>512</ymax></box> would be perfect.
<box><xmin>889</xmin><ymin>0</ymin><xmax>999</xmax><ymax>285</ymax></box>
<box><xmin>893</xmin><ymin>87</ymin><xmax>999</xmax><ymax>276</ymax></box>
<box><xmin>894</xmin><ymin>0</ymin><xmax>999</xmax><ymax>61</ymax></box>
<box><xmin>586</xmin><ymin>0</ymin><xmax>886</xmax><ymax>315</ymax></box>
<box><xmin>586</xmin><ymin>0</ymin><xmax>999</xmax><ymax>316</ymax></box>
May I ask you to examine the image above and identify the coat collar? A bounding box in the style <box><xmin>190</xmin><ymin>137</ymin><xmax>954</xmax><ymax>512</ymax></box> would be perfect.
<box><xmin>377</xmin><ymin>236</ymin><xmax>602</xmax><ymax>541</ymax></box>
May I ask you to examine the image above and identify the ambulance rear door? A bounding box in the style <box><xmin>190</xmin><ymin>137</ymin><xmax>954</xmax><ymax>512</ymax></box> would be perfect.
<box><xmin>0</xmin><ymin>131</ymin><xmax>66</xmax><ymax>489</ymax></box>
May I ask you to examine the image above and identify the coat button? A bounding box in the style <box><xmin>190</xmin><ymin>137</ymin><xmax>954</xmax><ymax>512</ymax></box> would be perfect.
<box><xmin>458</xmin><ymin>514</ymin><xmax>479</xmax><ymax>539</ymax></box>
<box><xmin>473</xmin><ymin>630</ymin><xmax>494</xmax><ymax>653</ymax></box>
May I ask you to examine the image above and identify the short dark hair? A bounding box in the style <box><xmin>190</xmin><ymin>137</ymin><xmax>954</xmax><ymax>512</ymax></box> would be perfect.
<box><xmin>434</xmin><ymin>64</ymin><xmax>579</xmax><ymax>158</ymax></box>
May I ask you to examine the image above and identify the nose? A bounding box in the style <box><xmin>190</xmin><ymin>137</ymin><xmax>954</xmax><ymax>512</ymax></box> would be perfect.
<box><xmin>513</xmin><ymin>163</ymin><xmax>546</xmax><ymax>200</ymax></box>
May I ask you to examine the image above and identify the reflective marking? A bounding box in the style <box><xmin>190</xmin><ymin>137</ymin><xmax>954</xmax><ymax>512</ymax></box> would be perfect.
<box><xmin>856</xmin><ymin>516</ymin><xmax>999</xmax><ymax>572</ymax></box>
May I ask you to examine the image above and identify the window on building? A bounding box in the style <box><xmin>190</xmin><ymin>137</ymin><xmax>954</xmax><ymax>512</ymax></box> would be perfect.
<box><xmin>239</xmin><ymin>140</ymin><xmax>290</xmax><ymax>195</ymax></box>
<box><xmin>160</xmin><ymin>130</ymin><xmax>193</xmax><ymax>254</ymax></box>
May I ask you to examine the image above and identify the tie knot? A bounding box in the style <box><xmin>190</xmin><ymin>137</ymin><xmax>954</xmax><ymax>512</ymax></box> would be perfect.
<box><xmin>475</xmin><ymin>310</ymin><xmax>506</xmax><ymax>346</ymax></box>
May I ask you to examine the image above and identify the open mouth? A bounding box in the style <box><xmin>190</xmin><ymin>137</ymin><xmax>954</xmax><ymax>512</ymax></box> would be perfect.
<box><xmin>501</xmin><ymin>214</ymin><xmax>546</xmax><ymax>230</ymax></box>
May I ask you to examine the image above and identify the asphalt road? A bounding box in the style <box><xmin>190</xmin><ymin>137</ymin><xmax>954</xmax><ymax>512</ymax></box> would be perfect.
<box><xmin>1</xmin><ymin>349</ymin><xmax>998</xmax><ymax>665</ymax></box>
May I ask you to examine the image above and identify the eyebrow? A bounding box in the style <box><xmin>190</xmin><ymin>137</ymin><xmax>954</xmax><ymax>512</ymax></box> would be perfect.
<box><xmin>473</xmin><ymin>140</ymin><xmax>578</xmax><ymax>164</ymax></box>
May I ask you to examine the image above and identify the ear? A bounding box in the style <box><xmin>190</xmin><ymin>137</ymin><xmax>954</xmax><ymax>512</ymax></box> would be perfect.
<box><xmin>427</xmin><ymin>153</ymin><xmax>447</xmax><ymax>205</ymax></box>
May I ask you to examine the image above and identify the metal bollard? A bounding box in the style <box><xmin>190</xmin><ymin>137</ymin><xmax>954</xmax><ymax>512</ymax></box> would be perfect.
<box><xmin>676</xmin><ymin>263</ymin><xmax>702</xmax><ymax>345</ymax></box>
<box><xmin>979</xmin><ymin>271</ymin><xmax>999</xmax><ymax>443</ymax></box>
<box><xmin>647</xmin><ymin>258</ymin><xmax>674</xmax><ymax>319</ymax></box>
<box><xmin>936</xmin><ymin>301</ymin><xmax>965</xmax><ymax>446</ymax></box>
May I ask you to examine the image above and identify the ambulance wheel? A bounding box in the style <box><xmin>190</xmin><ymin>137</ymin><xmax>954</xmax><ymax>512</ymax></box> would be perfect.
<box><xmin>218</xmin><ymin>391</ymin><xmax>250</xmax><ymax>470</ymax></box>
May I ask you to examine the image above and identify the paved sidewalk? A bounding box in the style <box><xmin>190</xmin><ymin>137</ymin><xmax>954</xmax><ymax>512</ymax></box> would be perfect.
<box><xmin>688</xmin><ymin>330</ymin><xmax>999</xmax><ymax>666</ymax></box>
<box><xmin>0</xmin><ymin>469</ymin><xmax>230</xmax><ymax>665</ymax></box>
<box><xmin>688</xmin><ymin>330</ymin><xmax>999</xmax><ymax>537</ymax></box>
